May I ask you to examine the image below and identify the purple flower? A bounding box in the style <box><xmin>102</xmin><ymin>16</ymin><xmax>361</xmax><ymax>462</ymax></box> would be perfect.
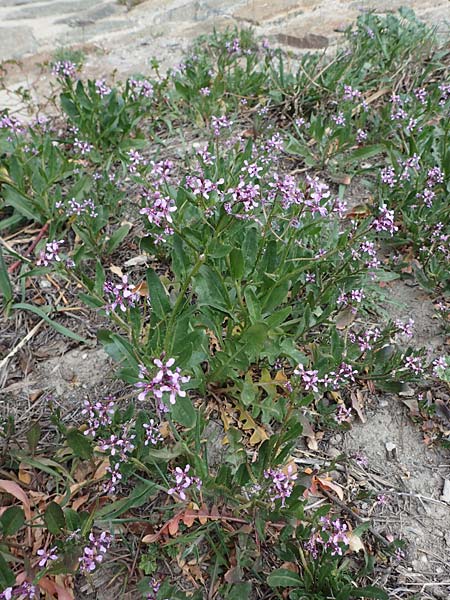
<box><xmin>404</xmin><ymin>355</ymin><xmax>424</xmax><ymax>374</ymax></box>
<box><xmin>136</xmin><ymin>358</ymin><xmax>190</xmax><ymax>408</ymax></box>
<box><xmin>104</xmin><ymin>275</ymin><xmax>140</xmax><ymax>314</ymax></box>
<box><xmin>356</xmin><ymin>128</ymin><xmax>367</xmax><ymax>143</ymax></box>
<box><xmin>37</xmin><ymin>545</ymin><xmax>58</xmax><ymax>567</ymax></box>
<box><xmin>73</xmin><ymin>138</ymin><xmax>93</xmax><ymax>155</ymax></box>
<box><xmin>104</xmin><ymin>463</ymin><xmax>122</xmax><ymax>493</ymax></box>
<box><xmin>129</xmin><ymin>78</ymin><xmax>154</xmax><ymax>100</ymax></box>
<box><xmin>79</xmin><ymin>531</ymin><xmax>112</xmax><ymax>574</ymax></box>
<box><xmin>200</xmin><ymin>87</ymin><xmax>211</xmax><ymax>96</ymax></box>
<box><xmin>52</xmin><ymin>60</ymin><xmax>77</xmax><ymax>78</ymax></box>
<box><xmin>294</xmin><ymin>363</ymin><xmax>319</xmax><ymax>393</ymax></box>
<box><xmin>372</xmin><ymin>204</ymin><xmax>398</xmax><ymax>236</ymax></box>
<box><xmin>335</xmin><ymin>405</ymin><xmax>352</xmax><ymax>424</ymax></box>
<box><xmin>36</xmin><ymin>239</ymin><xmax>65</xmax><ymax>267</ymax></box>
<box><xmin>143</xmin><ymin>419</ymin><xmax>163</xmax><ymax>446</ymax></box>
<box><xmin>167</xmin><ymin>465</ymin><xmax>202</xmax><ymax>501</ymax></box>
<box><xmin>95</xmin><ymin>79</ymin><xmax>111</xmax><ymax>97</ymax></box>
<box><xmin>147</xmin><ymin>577</ymin><xmax>162</xmax><ymax>600</ymax></box>
<box><xmin>306</xmin><ymin>516</ymin><xmax>349</xmax><ymax>558</ymax></box>
<box><xmin>82</xmin><ymin>397</ymin><xmax>115</xmax><ymax>437</ymax></box>
<box><xmin>211</xmin><ymin>115</ymin><xmax>233</xmax><ymax>136</ymax></box>
<box><xmin>98</xmin><ymin>426</ymin><xmax>135</xmax><ymax>460</ymax></box>
<box><xmin>332</xmin><ymin>112</ymin><xmax>346</xmax><ymax>126</ymax></box>
<box><xmin>263</xmin><ymin>465</ymin><xmax>297</xmax><ymax>507</ymax></box>
<box><xmin>140</xmin><ymin>189</ymin><xmax>177</xmax><ymax>228</ymax></box>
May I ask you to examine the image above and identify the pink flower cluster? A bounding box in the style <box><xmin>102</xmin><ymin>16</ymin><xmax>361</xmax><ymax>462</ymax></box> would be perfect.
<box><xmin>0</xmin><ymin>583</ymin><xmax>37</xmax><ymax>600</ymax></box>
<box><xmin>263</xmin><ymin>465</ymin><xmax>297</xmax><ymax>507</ymax></box>
<box><xmin>136</xmin><ymin>358</ymin><xmax>190</xmax><ymax>410</ymax></box>
<box><xmin>82</xmin><ymin>397</ymin><xmax>115</xmax><ymax>437</ymax></box>
<box><xmin>37</xmin><ymin>239</ymin><xmax>64</xmax><ymax>267</ymax></box>
<box><xmin>52</xmin><ymin>60</ymin><xmax>77</xmax><ymax>78</ymax></box>
<box><xmin>103</xmin><ymin>275</ymin><xmax>140</xmax><ymax>314</ymax></box>
<box><xmin>167</xmin><ymin>464</ymin><xmax>202</xmax><ymax>501</ymax></box>
<box><xmin>79</xmin><ymin>531</ymin><xmax>112</xmax><ymax>574</ymax></box>
<box><xmin>306</xmin><ymin>516</ymin><xmax>349</xmax><ymax>558</ymax></box>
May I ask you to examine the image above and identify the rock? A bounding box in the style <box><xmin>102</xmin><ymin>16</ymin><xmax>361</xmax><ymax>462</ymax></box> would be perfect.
<box><xmin>0</xmin><ymin>26</ymin><xmax>37</xmax><ymax>61</ymax></box>
<box><xmin>385</xmin><ymin>441</ymin><xmax>397</xmax><ymax>460</ymax></box>
<box><xmin>276</xmin><ymin>32</ymin><xmax>328</xmax><ymax>49</ymax></box>
<box><xmin>440</xmin><ymin>479</ymin><xmax>450</xmax><ymax>504</ymax></box>
<box><xmin>6</xmin><ymin>0</ymin><xmax>95</xmax><ymax>20</ymax></box>
<box><xmin>234</xmin><ymin>0</ymin><xmax>306</xmax><ymax>25</ymax></box>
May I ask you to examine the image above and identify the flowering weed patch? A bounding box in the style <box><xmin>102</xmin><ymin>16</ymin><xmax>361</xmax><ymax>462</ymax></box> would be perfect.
<box><xmin>0</xmin><ymin>9</ymin><xmax>449</xmax><ymax>600</ymax></box>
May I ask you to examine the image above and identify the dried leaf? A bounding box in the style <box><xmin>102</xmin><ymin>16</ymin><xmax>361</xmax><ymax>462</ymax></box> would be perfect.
<box><xmin>348</xmin><ymin>532</ymin><xmax>365</xmax><ymax>553</ymax></box>
<box><xmin>0</xmin><ymin>480</ymin><xmax>32</xmax><ymax>521</ymax></box>
<box><xmin>109</xmin><ymin>265</ymin><xmax>123</xmax><ymax>277</ymax></box>
<box><xmin>299</xmin><ymin>414</ymin><xmax>318</xmax><ymax>451</ymax></box>
<box><xmin>316</xmin><ymin>475</ymin><xmax>344</xmax><ymax>501</ymax></box>
<box><xmin>351</xmin><ymin>390</ymin><xmax>366</xmax><ymax>423</ymax></box>
<box><xmin>237</xmin><ymin>408</ymin><xmax>269</xmax><ymax>446</ymax></box>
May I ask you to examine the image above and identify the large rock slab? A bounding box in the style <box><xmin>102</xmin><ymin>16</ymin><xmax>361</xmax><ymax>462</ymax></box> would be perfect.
<box><xmin>0</xmin><ymin>26</ymin><xmax>37</xmax><ymax>61</ymax></box>
<box><xmin>234</xmin><ymin>0</ymin><xmax>313</xmax><ymax>25</ymax></box>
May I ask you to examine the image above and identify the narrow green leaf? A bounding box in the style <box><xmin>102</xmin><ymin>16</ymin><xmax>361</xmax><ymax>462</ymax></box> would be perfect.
<box><xmin>0</xmin><ymin>246</ymin><xmax>13</xmax><ymax>305</ymax></box>
<box><xmin>12</xmin><ymin>303</ymin><xmax>89</xmax><ymax>344</ymax></box>
<box><xmin>267</xmin><ymin>568</ymin><xmax>302</xmax><ymax>588</ymax></box>
<box><xmin>146</xmin><ymin>268</ymin><xmax>170</xmax><ymax>319</ymax></box>
<box><xmin>26</xmin><ymin>422</ymin><xmax>41</xmax><ymax>454</ymax></box>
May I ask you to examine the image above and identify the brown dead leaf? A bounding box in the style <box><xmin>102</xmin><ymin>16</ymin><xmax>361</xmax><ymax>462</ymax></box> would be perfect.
<box><xmin>299</xmin><ymin>414</ymin><xmax>318</xmax><ymax>451</ymax></box>
<box><xmin>316</xmin><ymin>475</ymin><xmax>344</xmax><ymax>501</ymax></box>
<box><xmin>0</xmin><ymin>480</ymin><xmax>32</xmax><ymax>521</ymax></box>
<box><xmin>348</xmin><ymin>532</ymin><xmax>365</xmax><ymax>553</ymax></box>
<box><xmin>109</xmin><ymin>265</ymin><xmax>123</xmax><ymax>278</ymax></box>
<box><xmin>237</xmin><ymin>408</ymin><xmax>269</xmax><ymax>446</ymax></box>
<box><xmin>18</xmin><ymin>463</ymin><xmax>32</xmax><ymax>485</ymax></box>
<box><xmin>72</xmin><ymin>494</ymin><xmax>89</xmax><ymax>512</ymax></box>
<box><xmin>351</xmin><ymin>390</ymin><xmax>366</xmax><ymax>423</ymax></box>
<box><xmin>132</xmin><ymin>280</ymin><xmax>149</xmax><ymax>297</ymax></box>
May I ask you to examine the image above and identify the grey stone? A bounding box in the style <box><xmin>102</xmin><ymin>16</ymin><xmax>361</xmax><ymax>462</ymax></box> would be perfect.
<box><xmin>54</xmin><ymin>2</ymin><xmax>122</xmax><ymax>25</ymax></box>
<box><xmin>0</xmin><ymin>26</ymin><xmax>37</xmax><ymax>61</ymax></box>
<box><xmin>6</xmin><ymin>0</ymin><xmax>95</xmax><ymax>20</ymax></box>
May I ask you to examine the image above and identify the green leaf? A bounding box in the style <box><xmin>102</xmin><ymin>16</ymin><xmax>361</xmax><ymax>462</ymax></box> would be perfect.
<box><xmin>171</xmin><ymin>397</ymin><xmax>197</xmax><ymax>428</ymax></box>
<box><xmin>0</xmin><ymin>553</ymin><xmax>15</xmax><ymax>588</ymax></box>
<box><xmin>194</xmin><ymin>265</ymin><xmax>231</xmax><ymax>313</ymax></box>
<box><xmin>12</xmin><ymin>303</ymin><xmax>89</xmax><ymax>344</ymax></box>
<box><xmin>64</xmin><ymin>508</ymin><xmax>81</xmax><ymax>532</ymax></box>
<box><xmin>344</xmin><ymin>144</ymin><xmax>385</xmax><ymax>165</ymax></box>
<box><xmin>106</xmin><ymin>224</ymin><xmax>131</xmax><ymax>255</ymax></box>
<box><xmin>66</xmin><ymin>429</ymin><xmax>93</xmax><ymax>459</ymax></box>
<box><xmin>240</xmin><ymin>322</ymin><xmax>268</xmax><ymax>356</ymax></box>
<box><xmin>267</xmin><ymin>568</ymin><xmax>302</xmax><ymax>588</ymax></box>
<box><xmin>339</xmin><ymin>586</ymin><xmax>388</xmax><ymax>600</ymax></box>
<box><xmin>146</xmin><ymin>268</ymin><xmax>170</xmax><ymax>319</ymax></box>
<box><xmin>0</xmin><ymin>246</ymin><xmax>13</xmax><ymax>305</ymax></box>
<box><xmin>262</xmin><ymin>280</ymin><xmax>290</xmax><ymax>313</ymax></box>
<box><xmin>227</xmin><ymin>582</ymin><xmax>252</xmax><ymax>599</ymax></box>
<box><xmin>0</xmin><ymin>506</ymin><xmax>25</xmax><ymax>536</ymax></box>
<box><xmin>230</xmin><ymin>248</ymin><xmax>244</xmax><ymax>280</ymax></box>
<box><xmin>96</xmin><ymin>481</ymin><xmax>158</xmax><ymax>519</ymax></box>
<box><xmin>244</xmin><ymin>287</ymin><xmax>261</xmax><ymax>323</ymax></box>
<box><xmin>3</xmin><ymin>185</ymin><xmax>40</xmax><ymax>221</ymax></box>
<box><xmin>44</xmin><ymin>501</ymin><xmax>66</xmax><ymax>535</ymax></box>
<box><xmin>26</xmin><ymin>422</ymin><xmax>41</xmax><ymax>454</ymax></box>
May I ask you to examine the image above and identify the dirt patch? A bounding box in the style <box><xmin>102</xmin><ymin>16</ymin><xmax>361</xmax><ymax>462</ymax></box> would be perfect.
<box><xmin>335</xmin><ymin>397</ymin><xmax>450</xmax><ymax>599</ymax></box>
